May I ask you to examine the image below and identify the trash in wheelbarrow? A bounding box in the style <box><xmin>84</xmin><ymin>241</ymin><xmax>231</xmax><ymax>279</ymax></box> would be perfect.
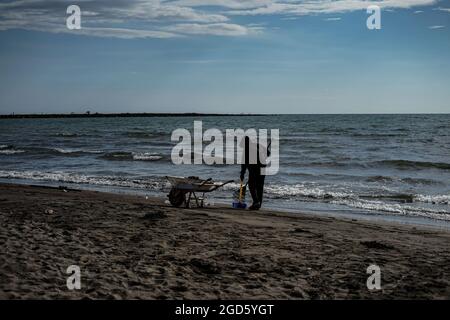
<box><xmin>166</xmin><ymin>176</ymin><xmax>233</xmax><ymax>208</ymax></box>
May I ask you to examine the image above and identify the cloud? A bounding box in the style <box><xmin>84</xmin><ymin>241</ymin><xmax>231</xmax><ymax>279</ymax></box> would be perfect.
<box><xmin>0</xmin><ymin>0</ymin><xmax>440</xmax><ymax>39</ymax></box>
<box><xmin>0</xmin><ymin>0</ymin><xmax>235</xmax><ymax>38</ymax></box>
<box><xmin>72</xmin><ymin>27</ymin><xmax>178</xmax><ymax>39</ymax></box>
<box><xmin>436</xmin><ymin>7</ymin><xmax>450</xmax><ymax>13</ymax></box>
<box><xmin>164</xmin><ymin>23</ymin><xmax>259</xmax><ymax>36</ymax></box>
<box><xmin>166</xmin><ymin>0</ymin><xmax>272</xmax><ymax>10</ymax></box>
<box><xmin>227</xmin><ymin>0</ymin><xmax>437</xmax><ymax>16</ymax></box>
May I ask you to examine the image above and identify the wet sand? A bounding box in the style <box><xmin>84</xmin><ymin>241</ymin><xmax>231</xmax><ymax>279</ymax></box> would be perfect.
<box><xmin>0</xmin><ymin>183</ymin><xmax>449</xmax><ymax>299</ymax></box>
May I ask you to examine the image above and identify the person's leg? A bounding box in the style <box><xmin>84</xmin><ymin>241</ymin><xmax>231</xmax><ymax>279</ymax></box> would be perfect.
<box><xmin>257</xmin><ymin>174</ymin><xmax>265</xmax><ymax>205</ymax></box>
<box><xmin>248</xmin><ymin>171</ymin><xmax>259</xmax><ymax>205</ymax></box>
<box><xmin>248</xmin><ymin>167</ymin><xmax>261</xmax><ymax>210</ymax></box>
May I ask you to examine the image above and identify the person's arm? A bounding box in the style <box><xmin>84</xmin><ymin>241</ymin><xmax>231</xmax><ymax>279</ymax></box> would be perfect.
<box><xmin>240</xmin><ymin>164</ymin><xmax>247</xmax><ymax>181</ymax></box>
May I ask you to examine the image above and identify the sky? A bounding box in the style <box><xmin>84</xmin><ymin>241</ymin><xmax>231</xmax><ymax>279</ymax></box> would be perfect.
<box><xmin>0</xmin><ymin>0</ymin><xmax>449</xmax><ymax>114</ymax></box>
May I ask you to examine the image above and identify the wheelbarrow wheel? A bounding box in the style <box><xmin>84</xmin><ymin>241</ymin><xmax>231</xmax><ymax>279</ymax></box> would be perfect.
<box><xmin>168</xmin><ymin>188</ymin><xmax>186</xmax><ymax>207</ymax></box>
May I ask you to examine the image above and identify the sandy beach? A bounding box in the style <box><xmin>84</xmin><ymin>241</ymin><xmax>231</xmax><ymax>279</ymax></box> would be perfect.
<box><xmin>0</xmin><ymin>183</ymin><xmax>449</xmax><ymax>299</ymax></box>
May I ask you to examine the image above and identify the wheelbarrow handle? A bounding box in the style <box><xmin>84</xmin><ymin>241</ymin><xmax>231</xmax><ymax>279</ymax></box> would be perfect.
<box><xmin>199</xmin><ymin>178</ymin><xmax>213</xmax><ymax>186</ymax></box>
<box><xmin>221</xmin><ymin>180</ymin><xmax>235</xmax><ymax>186</ymax></box>
<box><xmin>206</xmin><ymin>179</ymin><xmax>234</xmax><ymax>192</ymax></box>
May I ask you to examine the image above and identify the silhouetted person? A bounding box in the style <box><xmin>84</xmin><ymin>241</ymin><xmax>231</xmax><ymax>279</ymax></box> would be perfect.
<box><xmin>240</xmin><ymin>136</ymin><xmax>267</xmax><ymax>210</ymax></box>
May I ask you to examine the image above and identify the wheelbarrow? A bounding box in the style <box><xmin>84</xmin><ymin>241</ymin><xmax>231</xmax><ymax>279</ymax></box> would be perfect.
<box><xmin>166</xmin><ymin>176</ymin><xmax>234</xmax><ymax>208</ymax></box>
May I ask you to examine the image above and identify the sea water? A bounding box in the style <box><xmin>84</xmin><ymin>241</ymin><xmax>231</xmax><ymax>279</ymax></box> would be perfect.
<box><xmin>0</xmin><ymin>114</ymin><xmax>449</xmax><ymax>225</ymax></box>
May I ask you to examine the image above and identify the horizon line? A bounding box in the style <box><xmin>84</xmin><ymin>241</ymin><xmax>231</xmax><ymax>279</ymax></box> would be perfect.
<box><xmin>1</xmin><ymin>112</ymin><xmax>449</xmax><ymax>119</ymax></box>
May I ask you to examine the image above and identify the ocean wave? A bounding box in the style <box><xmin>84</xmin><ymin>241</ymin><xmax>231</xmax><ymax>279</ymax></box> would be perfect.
<box><xmin>330</xmin><ymin>199</ymin><xmax>450</xmax><ymax>221</ymax></box>
<box><xmin>244</xmin><ymin>182</ymin><xmax>448</xmax><ymax>208</ymax></box>
<box><xmin>0</xmin><ymin>169</ymin><xmax>448</xmax><ymax>219</ymax></box>
<box><xmin>132</xmin><ymin>152</ymin><xmax>164</xmax><ymax>161</ymax></box>
<box><xmin>259</xmin><ymin>183</ymin><xmax>450</xmax><ymax>219</ymax></box>
<box><xmin>375</xmin><ymin>160</ymin><xmax>450</xmax><ymax>170</ymax></box>
<box><xmin>52</xmin><ymin>133</ymin><xmax>79</xmax><ymax>138</ymax></box>
<box><xmin>366</xmin><ymin>175</ymin><xmax>441</xmax><ymax>186</ymax></box>
<box><xmin>301</xmin><ymin>161</ymin><xmax>361</xmax><ymax>168</ymax></box>
<box><xmin>302</xmin><ymin>159</ymin><xmax>450</xmax><ymax>171</ymax></box>
<box><xmin>0</xmin><ymin>170</ymin><xmax>163</xmax><ymax>190</ymax></box>
<box><xmin>365</xmin><ymin>175</ymin><xmax>395</xmax><ymax>183</ymax></box>
<box><xmin>100</xmin><ymin>151</ymin><xmax>163</xmax><ymax>161</ymax></box>
<box><xmin>319</xmin><ymin>127</ymin><xmax>354</xmax><ymax>133</ymax></box>
<box><xmin>351</xmin><ymin>133</ymin><xmax>406</xmax><ymax>138</ymax></box>
<box><xmin>52</xmin><ymin>148</ymin><xmax>103</xmax><ymax>155</ymax></box>
<box><xmin>415</xmin><ymin>194</ymin><xmax>450</xmax><ymax>205</ymax></box>
<box><xmin>100</xmin><ymin>152</ymin><xmax>133</xmax><ymax>160</ymax></box>
<box><xmin>18</xmin><ymin>147</ymin><xmax>102</xmax><ymax>157</ymax></box>
<box><xmin>0</xmin><ymin>146</ymin><xmax>105</xmax><ymax>156</ymax></box>
<box><xmin>402</xmin><ymin>177</ymin><xmax>442</xmax><ymax>186</ymax></box>
<box><xmin>263</xmin><ymin>184</ymin><xmax>353</xmax><ymax>200</ymax></box>
<box><xmin>0</xmin><ymin>145</ymin><xmax>25</xmax><ymax>154</ymax></box>
<box><xmin>0</xmin><ymin>149</ymin><xmax>25</xmax><ymax>155</ymax></box>
<box><xmin>123</xmin><ymin>131</ymin><xmax>153</xmax><ymax>138</ymax></box>
<box><xmin>1</xmin><ymin>146</ymin><xmax>162</xmax><ymax>159</ymax></box>
<box><xmin>280</xmin><ymin>136</ymin><xmax>326</xmax><ymax>143</ymax></box>
<box><xmin>123</xmin><ymin>131</ymin><xmax>168</xmax><ymax>139</ymax></box>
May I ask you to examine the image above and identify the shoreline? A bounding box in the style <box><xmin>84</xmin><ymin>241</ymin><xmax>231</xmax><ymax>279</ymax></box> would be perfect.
<box><xmin>1</xmin><ymin>179</ymin><xmax>449</xmax><ymax>231</ymax></box>
<box><xmin>1</xmin><ymin>183</ymin><xmax>449</xmax><ymax>299</ymax></box>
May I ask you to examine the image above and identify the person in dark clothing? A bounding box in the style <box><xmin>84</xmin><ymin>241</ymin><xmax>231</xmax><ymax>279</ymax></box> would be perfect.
<box><xmin>240</xmin><ymin>136</ymin><xmax>267</xmax><ymax>210</ymax></box>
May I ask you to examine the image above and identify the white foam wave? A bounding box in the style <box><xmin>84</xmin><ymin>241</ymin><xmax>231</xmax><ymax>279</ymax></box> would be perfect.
<box><xmin>415</xmin><ymin>194</ymin><xmax>450</xmax><ymax>205</ymax></box>
<box><xmin>226</xmin><ymin>182</ymin><xmax>450</xmax><ymax>220</ymax></box>
<box><xmin>132</xmin><ymin>152</ymin><xmax>163</xmax><ymax>161</ymax></box>
<box><xmin>0</xmin><ymin>170</ymin><xmax>162</xmax><ymax>190</ymax></box>
<box><xmin>265</xmin><ymin>183</ymin><xmax>353</xmax><ymax>200</ymax></box>
<box><xmin>1</xmin><ymin>170</ymin><xmax>449</xmax><ymax>221</ymax></box>
<box><xmin>0</xmin><ymin>149</ymin><xmax>25</xmax><ymax>155</ymax></box>
<box><xmin>331</xmin><ymin>199</ymin><xmax>450</xmax><ymax>221</ymax></box>
<box><xmin>53</xmin><ymin>148</ymin><xmax>102</xmax><ymax>154</ymax></box>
